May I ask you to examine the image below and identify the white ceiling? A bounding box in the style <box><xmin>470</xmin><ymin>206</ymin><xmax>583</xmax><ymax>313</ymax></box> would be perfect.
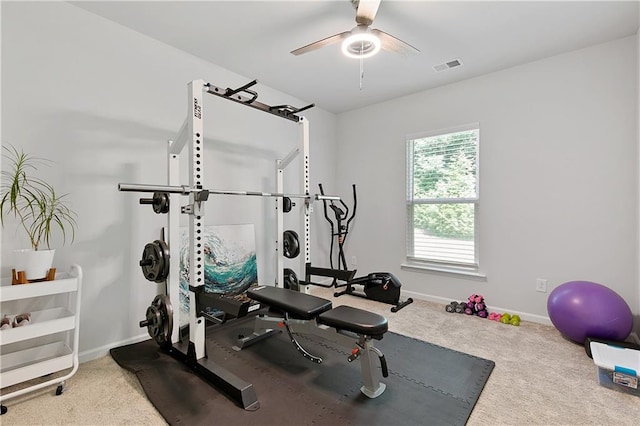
<box><xmin>72</xmin><ymin>1</ymin><xmax>639</xmax><ymax>114</ymax></box>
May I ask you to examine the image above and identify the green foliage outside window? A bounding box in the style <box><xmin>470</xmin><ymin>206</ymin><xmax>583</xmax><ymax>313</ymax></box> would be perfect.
<box><xmin>411</xmin><ymin>130</ymin><xmax>477</xmax><ymax>240</ymax></box>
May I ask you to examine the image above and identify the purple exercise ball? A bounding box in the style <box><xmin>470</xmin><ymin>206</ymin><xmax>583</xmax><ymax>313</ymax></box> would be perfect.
<box><xmin>547</xmin><ymin>281</ymin><xmax>633</xmax><ymax>343</ymax></box>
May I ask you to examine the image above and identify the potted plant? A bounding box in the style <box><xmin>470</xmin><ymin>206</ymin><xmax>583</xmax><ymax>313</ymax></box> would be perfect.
<box><xmin>1</xmin><ymin>144</ymin><xmax>77</xmax><ymax>281</ymax></box>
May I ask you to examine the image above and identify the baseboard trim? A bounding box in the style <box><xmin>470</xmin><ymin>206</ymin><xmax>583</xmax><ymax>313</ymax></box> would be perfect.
<box><xmin>401</xmin><ymin>289</ymin><xmax>553</xmax><ymax>326</ymax></box>
<box><xmin>79</xmin><ymin>333</ymin><xmax>150</xmax><ymax>363</ymax></box>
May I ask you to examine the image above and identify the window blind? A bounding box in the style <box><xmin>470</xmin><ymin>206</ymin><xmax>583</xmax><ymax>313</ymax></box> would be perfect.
<box><xmin>406</xmin><ymin>124</ymin><xmax>479</xmax><ymax>268</ymax></box>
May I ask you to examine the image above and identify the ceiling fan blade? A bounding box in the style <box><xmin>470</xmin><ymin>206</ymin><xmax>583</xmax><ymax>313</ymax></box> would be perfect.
<box><xmin>372</xmin><ymin>29</ymin><xmax>420</xmax><ymax>55</ymax></box>
<box><xmin>290</xmin><ymin>31</ymin><xmax>350</xmax><ymax>56</ymax></box>
<box><xmin>355</xmin><ymin>0</ymin><xmax>381</xmax><ymax>26</ymax></box>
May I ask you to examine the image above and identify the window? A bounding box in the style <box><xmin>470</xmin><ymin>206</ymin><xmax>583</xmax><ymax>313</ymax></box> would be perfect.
<box><xmin>406</xmin><ymin>124</ymin><xmax>479</xmax><ymax>271</ymax></box>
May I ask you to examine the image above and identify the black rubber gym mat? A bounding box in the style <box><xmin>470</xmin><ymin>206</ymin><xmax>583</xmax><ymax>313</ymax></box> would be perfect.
<box><xmin>111</xmin><ymin>315</ymin><xmax>494</xmax><ymax>425</ymax></box>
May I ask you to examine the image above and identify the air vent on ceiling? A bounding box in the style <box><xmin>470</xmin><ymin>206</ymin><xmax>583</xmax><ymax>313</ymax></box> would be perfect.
<box><xmin>433</xmin><ymin>59</ymin><xmax>463</xmax><ymax>72</ymax></box>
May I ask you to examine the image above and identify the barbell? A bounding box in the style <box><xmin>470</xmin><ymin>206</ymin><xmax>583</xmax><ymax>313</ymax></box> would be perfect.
<box><xmin>118</xmin><ymin>183</ymin><xmax>340</xmax><ymax>201</ymax></box>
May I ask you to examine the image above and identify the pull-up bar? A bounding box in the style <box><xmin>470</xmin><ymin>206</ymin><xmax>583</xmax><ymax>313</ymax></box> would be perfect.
<box><xmin>205</xmin><ymin>80</ymin><xmax>314</xmax><ymax>123</ymax></box>
<box><xmin>118</xmin><ymin>183</ymin><xmax>340</xmax><ymax>201</ymax></box>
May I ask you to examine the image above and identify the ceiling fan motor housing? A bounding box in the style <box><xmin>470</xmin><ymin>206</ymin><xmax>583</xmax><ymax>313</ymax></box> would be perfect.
<box><xmin>342</xmin><ymin>25</ymin><xmax>381</xmax><ymax>58</ymax></box>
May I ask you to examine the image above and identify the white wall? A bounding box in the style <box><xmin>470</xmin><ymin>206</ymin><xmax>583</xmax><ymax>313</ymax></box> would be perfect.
<box><xmin>1</xmin><ymin>2</ymin><xmax>338</xmax><ymax>360</ymax></box>
<box><xmin>337</xmin><ymin>36</ymin><xmax>639</xmax><ymax>324</ymax></box>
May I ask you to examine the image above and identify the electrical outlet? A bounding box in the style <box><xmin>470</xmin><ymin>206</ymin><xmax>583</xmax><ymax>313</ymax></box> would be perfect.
<box><xmin>351</xmin><ymin>256</ymin><xmax>357</xmax><ymax>267</ymax></box>
<box><xmin>536</xmin><ymin>279</ymin><xmax>547</xmax><ymax>293</ymax></box>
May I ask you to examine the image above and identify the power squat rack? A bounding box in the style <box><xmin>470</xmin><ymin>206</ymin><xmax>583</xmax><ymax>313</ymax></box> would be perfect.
<box><xmin>118</xmin><ymin>79</ymin><xmax>338</xmax><ymax>410</ymax></box>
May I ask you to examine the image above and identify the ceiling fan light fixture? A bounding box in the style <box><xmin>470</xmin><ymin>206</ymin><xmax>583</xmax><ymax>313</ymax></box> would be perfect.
<box><xmin>341</xmin><ymin>32</ymin><xmax>381</xmax><ymax>59</ymax></box>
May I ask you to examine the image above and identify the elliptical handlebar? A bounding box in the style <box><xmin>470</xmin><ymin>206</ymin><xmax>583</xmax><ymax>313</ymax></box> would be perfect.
<box><xmin>319</xmin><ymin>183</ymin><xmax>335</xmax><ymax>269</ymax></box>
<box><xmin>346</xmin><ymin>184</ymin><xmax>357</xmax><ymax>229</ymax></box>
<box><xmin>318</xmin><ymin>183</ymin><xmax>357</xmax><ymax>273</ymax></box>
<box><xmin>319</xmin><ymin>183</ymin><xmax>357</xmax><ymax>229</ymax></box>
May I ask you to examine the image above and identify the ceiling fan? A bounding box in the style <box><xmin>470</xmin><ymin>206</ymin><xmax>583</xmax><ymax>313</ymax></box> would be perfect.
<box><xmin>290</xmin><ymin>0</ymin><xmax>419</xmax><ymax>59</ymax></box>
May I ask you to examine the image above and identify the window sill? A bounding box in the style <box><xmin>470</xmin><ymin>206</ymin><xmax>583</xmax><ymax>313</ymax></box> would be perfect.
<box><xmin>400</xmin><ymin>263</ymin><xmax>487</xmax><ymax>281</ymax></box>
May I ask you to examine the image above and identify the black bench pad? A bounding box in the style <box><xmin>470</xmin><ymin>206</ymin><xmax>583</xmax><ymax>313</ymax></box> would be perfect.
<box><xmin>247</xmin><ymin>286</ymin><xmax>332</xmax><ymax>320</ymax></box>
<box><xmin>318</xmin><ymin>305</ymin><xmax>388</xmax><ymax>337</ymax></box>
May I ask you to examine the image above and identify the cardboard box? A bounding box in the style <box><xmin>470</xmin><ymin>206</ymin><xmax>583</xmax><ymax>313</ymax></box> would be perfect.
<box><xmin>591</xmin><ymin>342</ymin><xmax>640</xmax><ymax>397</ymax></box>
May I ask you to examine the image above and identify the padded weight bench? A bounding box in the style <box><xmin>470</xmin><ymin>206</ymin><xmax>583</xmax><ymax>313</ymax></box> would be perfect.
<box><xmin>234</xmin><ymin>286</ymin><xmax>389</xmax><ymax>398</ymax></box>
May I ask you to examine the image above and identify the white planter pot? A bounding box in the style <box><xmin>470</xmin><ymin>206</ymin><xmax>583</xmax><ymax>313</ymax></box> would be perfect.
<box><xmin>13</xmin><ymin>249</ymin><xmax>56</xmax><ymax>280</ymax></box>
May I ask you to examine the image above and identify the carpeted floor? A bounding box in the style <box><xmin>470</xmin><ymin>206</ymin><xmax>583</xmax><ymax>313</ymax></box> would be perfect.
<box><xmin>110</xmin><ymin>313</ymin><xmax>495</xmax><ymax>425</ymax></box>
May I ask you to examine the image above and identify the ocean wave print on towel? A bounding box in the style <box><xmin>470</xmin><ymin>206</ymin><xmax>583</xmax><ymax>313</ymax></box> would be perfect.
<box><xmin>178</xmin><ymin>224</ymin><xmax>258</xmax><ymax>325</ymax></box>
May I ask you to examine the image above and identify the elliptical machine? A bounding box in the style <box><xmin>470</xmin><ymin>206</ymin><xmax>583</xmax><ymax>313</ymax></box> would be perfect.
<box><xmin>318</xmin><ymin>184</ymin><xmax>413</xmax><ymax>312</ymax></box>
<box><xmin>318</xmin><ymin>183</ymin><xmax>357</xmax><ymax>278</ymax></box>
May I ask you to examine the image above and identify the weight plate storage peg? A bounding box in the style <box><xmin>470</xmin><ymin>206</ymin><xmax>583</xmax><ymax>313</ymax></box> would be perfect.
<box><xmin>139</xmin><ymin>294</ymin><xmax>173</xmax><ymax>348</ymax></box>
<box><xmin>139</xmin><ymin>240</ymin><xmax>170</xmax><ymax>282</ymax></box>
<box><xmin>139</xmin><ymin>192</ymin><xmax>170</xmax><ymax>214</ymax></box>
<box><xmin>283</xmin><ymin>230</ymin><xmax>300</xmax><ymax>259</ymax></box>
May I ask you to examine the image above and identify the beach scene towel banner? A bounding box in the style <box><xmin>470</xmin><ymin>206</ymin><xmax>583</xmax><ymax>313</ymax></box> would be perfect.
<box><xmin>178</xmin><ymin>224</ymin><xmax>258</xmax><ymax>325</ymax></box>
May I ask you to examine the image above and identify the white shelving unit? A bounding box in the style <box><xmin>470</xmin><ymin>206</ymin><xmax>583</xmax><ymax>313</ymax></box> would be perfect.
<box><xmin>0</xmin><ymin>264</ymin><xmax>82</xmax><ymax>414</ymax></box>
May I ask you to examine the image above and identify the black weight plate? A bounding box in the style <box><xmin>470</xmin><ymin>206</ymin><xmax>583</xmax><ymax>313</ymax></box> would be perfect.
<box><xmin>140</xmin><ymin>240</ymin><xmax>170</xmax><ymax>282</ymax></box>
<box><xmin>145</xmin><ymin>294</ymin><xmax>173</xmax><ymax>348</ymax></box>
<box><xmin>283</xmin><ymin>268</ymin><xmax>299</xmax><ymax>291</ymax></box>
<box><xmin>152</xmin><ymin>192</ymin><xmax>170</xmax><ymax>214</ymax></box>
<box><xmin>283</xmin><ymin>197</ymin><xmax>292</xmax><ymax>213</ymax></box>
<box><xmin>283</xmin><ymin>230</ymin><xmax>300</xmax><ymax>259</ymax></box>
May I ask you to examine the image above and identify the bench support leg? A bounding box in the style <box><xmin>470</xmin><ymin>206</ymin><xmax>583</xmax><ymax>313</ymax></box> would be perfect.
<box><xmin>233</xmin><ymin>327</ymin><xmax>280</xmax><ymax>351</ymax></box>
<box><xmin>357</xmin><ymin>338</ymin><xmax>387</xmax><ymax>398</ymax></box>
<box><xmin>235</xmin><ymin>314</ymin><xmax>387</xmax><ymax>398</ymax></box>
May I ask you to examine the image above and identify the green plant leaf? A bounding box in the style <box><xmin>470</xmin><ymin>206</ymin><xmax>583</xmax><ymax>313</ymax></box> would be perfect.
<box><xmin>1</xmin><ymin>144</ymin><xmax>77</xmax><ymax>250</ymax></box>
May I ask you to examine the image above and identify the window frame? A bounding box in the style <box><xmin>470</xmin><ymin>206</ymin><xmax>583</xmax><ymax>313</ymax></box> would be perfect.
<box><xmin>405</xmin><ymin>123</ymin><xmax>481</xmax><ymax>274</ymax></box>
